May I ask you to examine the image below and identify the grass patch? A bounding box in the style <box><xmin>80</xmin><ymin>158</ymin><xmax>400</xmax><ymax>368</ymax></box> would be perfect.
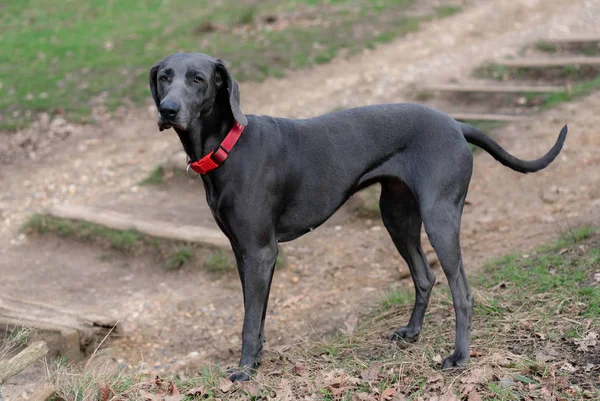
<box><xmin>434</xmin><ymin>5</ymin><xmax>462</xmax><ymax>18</ymax></box>
<box><xmin>204</xmin><ymin>250</ymin><xmax>235</xmax><ymax>274</ymax></box>
<box><xmin>165</xmin><ymin>247</ymin><xmax>194</xmax><ymax>271</ymax></box>
<box><xmin>0</xmin><ymin>0</ymin><xmax>465</xmax><ymax>130</ymax></box>
<box><xmin>474</xmin><ymin>62</ymin><xmax>600</xmax><ymax>83</ymax></box>
<box><xmin>535</xmin><ymin>41</ymin><xmax>558</xmax><ymax>53</ymax></box>
<box><xmin>541</xmin><ymin>75</ymin><xmax>600</xmax><ymax>109</ymax></box>
<box><xmin>380</xmin><ymin>288</ymin><xmax>413</xmax><ymax>311</ymax></box>
<box><xmin>44</xmin><ymin>227</ymin><xmax>600</xmax><ymax>399</ymax></box>
<box><xmin>138</xmin><ymin>165</ymin><xmax>165</xmax><ymax>186</ymax></box>
<box><xmin>24</xmin><ymin>214</ymin><xmax>146</xmax><ymax>253</ymax></box>
<box><xmin>23</xmin><ymin>214</ymin><xmax>222</xmax><ymax>273</ymax></box>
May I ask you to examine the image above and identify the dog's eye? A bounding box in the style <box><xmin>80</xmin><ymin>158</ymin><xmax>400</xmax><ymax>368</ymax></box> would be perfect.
<box><xmin>159</xmin><ymin>75</ymin><xmax>168</xmax><ymax>82</ymax></box>
<box><xmin>194</xmin><ymin>76</ymin><xmax>205</xmax><ymax>84</ymax></box>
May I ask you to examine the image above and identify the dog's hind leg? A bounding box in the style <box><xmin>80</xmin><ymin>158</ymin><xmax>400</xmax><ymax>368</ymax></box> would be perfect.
<box><xmin>419</xmin><ymin>178</ymin><xmax>472</xmax><ymax>368</ymax></box>
<box><xmin>380</xmin><ymin>179</ymin><xmax>436</xmax><ymax>343</ymax></box>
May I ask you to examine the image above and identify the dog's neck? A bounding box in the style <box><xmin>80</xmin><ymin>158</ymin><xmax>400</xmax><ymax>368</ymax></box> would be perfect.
<box><xmin>177</xmin><ymin>105</ymin><xmax>235</xmax><ymax>162</ymax></box>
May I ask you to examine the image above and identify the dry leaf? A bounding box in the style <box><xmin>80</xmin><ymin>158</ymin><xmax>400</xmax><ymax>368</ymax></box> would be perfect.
<box><xmin>460</xmin><ymin>367</ymin><xmax>494</xmax><ymax>384</ymax></box>
<box><xmin>574</xmin><ymin>331</ymin><xmax>598</xmax><ymax>352</ymax></box>
<box><xmin>560</xmin><ymin>362</ymin><xmax>577</xmax><ymax>373</ymax></box>
<box><xmin>185</xmin><ymin>386</ymin><xmax>205</xmax><ymax>397</ymax></box>
<box><xmin>427</xmin><ymin>374</ymin><xmax>444</xmax><ymax>384</ymax></box>
<box><xmin>352</xmin><ymin>393</ymin><xmax>377</xmax><ymax>401</ymax></box>
<box><xmin>240</xmin><ymin>381</ymin><xmax>260</xmax><ymax>397</ymax></box>
<box><xmin>439</xmin><ymin>392</ymin><xmax>459</xmax><ymax>401</ymax></box>
<box><xmin>98</xmin><ymin>383</ymin><xmax>112</xmax><ymax>401</ymax></box>
<box><xmin>139</xmin><ymin>390</ymin><xmax>161</xmax><ymax>401</ymax></box>
<box><xmin>341</xmin><ymin>315</ymin><xmax>359</xmax><ymax>334</ymax></box>
<box><xmin>164</xmin><ymin>395</ymin><xmax>183</xmax><ymax>401</ymax></box>
<box><xmin>293</xmin><ymin>362</ymin><xmax>309</xmax><ymax>377</ymax></box>
<box><xmin>361</xmin><ymin>362</ymin><xmax>382</xmax><ymax>381</ymax></box>
<box><xmin>167</xmin><ymin>382</ymin><xmax>179</xmax><ymax>395</ymax></box>
<box><xmin>381</xmin><ymin>387</ymin><xmax>397</xmax><ymax>400</ymax></box>
<box><xmin>277</xmin><ymin>378</ymin><xmax>294</xmax><ymax>401</ymax></box>
<box><xmin>218</xmin><ymin>377</ymin><xmax>234</xmax><ymax>393</ymax></box>
<box><xmin>467</xmin><ymin>391</ymin><xmax>483</xmax><ymax>401</ymax></box>
<box><xmin>432</xmin><ymin>354</ymin><xmax>443</xmax><ymax>364</ymax></box>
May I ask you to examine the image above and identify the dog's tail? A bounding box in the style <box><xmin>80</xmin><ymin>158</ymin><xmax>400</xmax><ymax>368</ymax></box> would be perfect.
<box><xmin>460</xmin><ymin>122</ymin><xmax>568</xmax><ymax>173</ymax></box>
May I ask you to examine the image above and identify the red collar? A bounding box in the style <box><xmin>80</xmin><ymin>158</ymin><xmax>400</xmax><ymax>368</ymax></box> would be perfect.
<box><xmin>188</xmin><ymin>122</ymin><xmax>245</xmax><ymax>175</ymax></box>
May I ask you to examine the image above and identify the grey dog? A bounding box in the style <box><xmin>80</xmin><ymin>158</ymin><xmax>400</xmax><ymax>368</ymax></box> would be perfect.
<box><xmin>149</xmin><ymin>53</ymin><xmax>567</xmax><ymax>381</ymax></box>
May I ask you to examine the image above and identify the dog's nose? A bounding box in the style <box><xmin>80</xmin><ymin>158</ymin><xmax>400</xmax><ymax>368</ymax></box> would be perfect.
<box><xmin>159</xmin><ymin>101</ymin><xmax>180</xmax><ymax>119</ymax></box>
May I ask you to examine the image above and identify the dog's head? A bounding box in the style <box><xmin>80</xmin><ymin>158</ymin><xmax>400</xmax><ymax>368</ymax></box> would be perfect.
<box><xmin>149</xmin><ymin>54</ymin><xmax>247</xmax><ymax>158</ymax></box>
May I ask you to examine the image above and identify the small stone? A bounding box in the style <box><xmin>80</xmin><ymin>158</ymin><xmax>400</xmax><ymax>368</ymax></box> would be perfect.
<box><xmin>291</xmin><ymin>276</ymin><xmax>299</xmax><ymax>284</ymax></box>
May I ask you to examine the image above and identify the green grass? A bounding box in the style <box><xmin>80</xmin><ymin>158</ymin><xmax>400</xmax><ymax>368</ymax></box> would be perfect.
<box><xmin>535</xmin><ymin>41</ymin><xmax>558</xmax><ymax>53</ymax></box>
<box><xmin>165</xmin><ymin>247</ymin><xmax>194</xmax><ymax>270</ymax></box>
<box><xmin>0</xmin><ymin>0</ymin><xmax>467</xmax><ymax>130</ymax></box>
<box><xmin>541</xmin><ymin>75</ymin><xmax>600</xmax><ymax>109</ymax></box>
<box><xmin>204</xmin><ymin>250</ymin><xmax>235</xmax><ymax>274</ymax></box>
<box><xmin>24</xmin><ymin>214</ymin><xmax>145</xmax><ymax>252</ymax></box>
<box><xmin>380</xmin><ymin>288</ymin><xmax>413</xmax><ymax>311</ymax></box>
<box><xmin>23</xmin><ymin>214</ymin><xmax>226</xmax><ymax>272</ymax></box>
<box><xmin>138</xmin><ymin>165</ymin><xmax>165</xmax><ymax>186</ymax></box>
<box><xmin>434</xmin><ymin>5</ymin><xmax>461</xmax><ymax>18</ymax></box>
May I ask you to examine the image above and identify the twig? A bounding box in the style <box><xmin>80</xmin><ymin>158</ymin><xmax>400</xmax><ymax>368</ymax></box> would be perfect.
<box><xmin>84</xmin><ymin>321</ymin><xmax>119</xmax><ymax>369</ymax></box>
<box><xmin>0</xmin><ymin>341</ymin><xmax>49</xmax><ymax>384</ymax></box>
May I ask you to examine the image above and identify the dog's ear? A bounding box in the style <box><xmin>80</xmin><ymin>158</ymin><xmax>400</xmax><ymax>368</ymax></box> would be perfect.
<box><xmin>215</xmin><ymin>59</ymin><xmax>248</xmax><ymax>126</ymax></box>
<box><xmin>149</xmin><ymin>62</ymin><xmax>161</xmax><ymax>109</ymax></box>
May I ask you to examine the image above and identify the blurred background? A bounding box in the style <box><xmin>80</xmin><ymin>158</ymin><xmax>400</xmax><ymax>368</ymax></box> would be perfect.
<box><xmin>1</xmin><ymin>0</ymin><xmax>599</xmax><ymax>399</ymax></box>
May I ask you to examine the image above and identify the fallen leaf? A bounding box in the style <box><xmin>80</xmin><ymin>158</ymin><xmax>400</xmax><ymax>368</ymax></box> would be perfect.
<box><xmin>574</xmin><ymin>331</ymin><xmax>598</xmax><ymax>352</ymax></box>
<box><xmin>276</xmin><ymin>378</ymin><xmax>294</xmax><ymax>401</ymax></box>
<box><xmin>139</xmin><ymin>390</ymin><xmax>161</xmax><ymax>401</ymax></box>
<box><xmin>185</xmin><ymin>386</ymin><xmax>205</xmax><ymax>397</ymax></box>
<box><xmin>469</xmin><ymin>350</ymin><xmax>484</xmax><ymax>358</ymax></box>
<box><xmin>361</xmin><ymin>362</ymin><xmax>382</xmax><ymax>381</ymax></box>
<box><xmin>219</xmin><ymin>377</ymin><xmax>234</xmax><ymax>393</ymax></box>
<box><xmin>164</xmin><ymin>395</ymin><xmax>183</xmax><ymax>401</ymax></box>
<box><xmin>293</xmin><ymin>362</ymin><xmax>309</xmax><ymax>377</ymax></box>
<box><xmin>460</xmin><ymin>367</ymin><xmax>493</xmax><ymax>384</ymax></box>
<box><xmin>240</xmin><ymin>381</ymin><xmax>260</xmax><ymax>397</ymax></box>
<box><xmin>560</xmin><ymin>362</ymin><xmax>578</xmax><ymax>373</ymax></box>
<box><xmin>467</xmin><ymin>391</ymin><xmax>483</xmax><ymax>401</ymax></box>
<box><xmin>167</xmin><ymin>382</ymin><xmax>179</xmax><ymax>395</ymax></box>
<box><xmin>98</xmin><ymin>383</ymin><xmax>112</xmax><ymax>401</ymax></box>
<box><xmin>341</xmin><ymin>315</ymin><xmax>359</xmax><ymax>334</ymax></box>
<box><xmin>427</xmin><ymin>374</ymin><xmax>444</xmax><ymax>384</ymax></box>
<box><xmin>536</xmin><ymin>351</ymin><xmax>555</xmax><ymax>363</ymax></box>
<box><xmin>432</xmin><ymin>354</ymin><xmax>443</xmax><ymax>364</ymax></box>
<box><xmin>352</xmin><ymin>393</ymin><xmax>377</xmax><ymax>401</ymax></box>
<box><xmin>381</xmin><ymin>387</ymin><xmax>397</xmax><ymax>400</ymax></box>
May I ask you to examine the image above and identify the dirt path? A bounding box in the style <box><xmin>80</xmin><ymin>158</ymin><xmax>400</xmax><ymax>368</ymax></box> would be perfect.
<box><xmin>2</xmin><ymin>0</ymin><xmax>600</xmax><ymax>388</ymax></box>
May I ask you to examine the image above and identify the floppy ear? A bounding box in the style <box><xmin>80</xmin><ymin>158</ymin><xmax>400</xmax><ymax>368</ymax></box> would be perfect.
<box><xmin>215</xmin><ymin>59</ymin><xmax>248</xmax><ymax>126</ymax></box>
<box><xmin>149</xmin><ymin>62</ymin><xmax>161</xmax><ymax>109</ymax></box>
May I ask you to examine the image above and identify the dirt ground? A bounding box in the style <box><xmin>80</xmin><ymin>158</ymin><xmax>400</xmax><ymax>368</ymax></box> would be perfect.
<box><xmin>2</xmin><ymin>0</ymin><xmax>600</xmax><ymax>396</ymax></box>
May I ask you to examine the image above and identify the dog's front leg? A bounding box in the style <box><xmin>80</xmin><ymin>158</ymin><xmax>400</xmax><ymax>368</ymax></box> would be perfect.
<box><xmin>229</xmin><ymin>242</ymin><xmax>278</xmax><ymax>382</ymax></box>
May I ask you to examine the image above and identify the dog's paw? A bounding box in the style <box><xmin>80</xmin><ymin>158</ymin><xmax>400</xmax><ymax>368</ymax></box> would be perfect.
<box><xmin>390</xmin><ymin>326</ymin><xmax>420</xmax><ymax>343</ymax></box>
<box><xmin>440</xmin><ymin>352</ymin><xmax>469</xmax><ymax>370</ymax></box>
<box><xmin>227</xmin><ymin>367</ymin><xmax>253</xmax><ymax>382</ymax></box>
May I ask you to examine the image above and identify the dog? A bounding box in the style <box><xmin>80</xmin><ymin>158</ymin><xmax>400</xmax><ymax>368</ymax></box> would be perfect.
<box><xmin>149</xmin><ymin>53</ymin><xmax>567</xmax><ymax>381</ymax></box>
